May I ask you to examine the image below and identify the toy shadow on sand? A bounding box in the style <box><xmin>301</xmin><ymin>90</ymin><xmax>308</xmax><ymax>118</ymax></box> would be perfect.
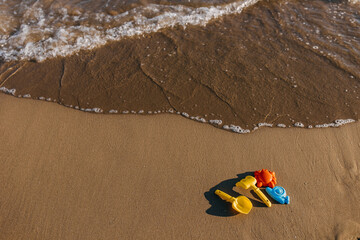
<box><xmin>204</xmin><ymin>172</ymin><xmax>278</xmax><ymax>217</ymax></box>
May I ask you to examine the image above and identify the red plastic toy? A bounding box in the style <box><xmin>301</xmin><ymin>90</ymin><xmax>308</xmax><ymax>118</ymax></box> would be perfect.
<box><xmin>254</xmin><ymin>169</ymin><xmax>277</xmax><ymax>188</ymax></box>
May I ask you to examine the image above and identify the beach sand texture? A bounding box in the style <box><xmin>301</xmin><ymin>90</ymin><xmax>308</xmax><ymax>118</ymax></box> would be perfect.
<box><xmin>0</xmin><ymin>94</ymin><xmax>359</xmax><ymax>239</ymax></box>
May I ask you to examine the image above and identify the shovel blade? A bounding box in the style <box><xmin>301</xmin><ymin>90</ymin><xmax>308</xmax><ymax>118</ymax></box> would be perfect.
<box><xmin>232</xmin><ymin>196</ymin><xmax>253</xmax><ymax>214</ymax></box>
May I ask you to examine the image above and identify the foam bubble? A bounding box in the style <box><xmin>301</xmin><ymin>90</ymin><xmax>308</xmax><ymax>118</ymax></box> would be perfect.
<box><xmin>209</xmin><ymin>119</ymin><xmax>222</xmax><ymax>125</ymax></box>
<box><xmin>315</xmin><ymin>119</ymin><xmax>355</xmax><ymax>128</ymax></box>
<box><xmin>82</xmin><ymin>107</ymin><xmax>102</xmax><ymax>113</ymax></box>
<box><xmin>182</xmin><ymin>112</ymin><xmax>190</xmax><ymax>118</ymax></box>
<box><xmin>223</xmin><ymin>124</ymin><xmax>250</xmax><ymax>133</ymax></box>
<box><xmin>195</xmin><ymin>116</ymin><xmax>206</xmax><ymax>123</ymax></box>
<box><xmin>0</xmin><ymin>87</ymin><xmax>16</xmax><ymax>95</ymax></box>
<box><xmin>258</xmin><ymin>122</ymin><xmax>273</xmax><ymax>127</ymax></box>
<box><xmin>294</xmin><ymin>122</ymin><xmax>304</xmax><ymax>128</ymax></box>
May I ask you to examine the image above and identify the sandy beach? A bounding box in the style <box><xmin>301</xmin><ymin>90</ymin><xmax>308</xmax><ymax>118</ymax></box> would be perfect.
<box><xmin>0</xmin><ymin>93</ymin><xmax>359</xmax><ymax>239</ymax></box>
<box><xmin>1</xmin><ymin>0</ymin><xmax>360</xmax><ymax>239</ymax></box>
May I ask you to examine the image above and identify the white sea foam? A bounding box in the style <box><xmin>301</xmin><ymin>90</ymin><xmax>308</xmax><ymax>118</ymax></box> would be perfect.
<box><xmin>82</xmin><ymin>107</ymin><xmax>103</xmax><ymax>113</ymax></box>
<box><xmin>195</xmin><ymin>116</ymin><xmax>206</xmax><ymax>123</ymax></box>
<box><xmin>223</xmin><ymin>124</ymin><xmax>250</xmax><ymax>133</ymax></box>
<box><xmin>315</xmin><ymin>119</ymin><xmax>355</xmax><ymax>128</ymax></box>
<box><xmin>294</xmin><ymin>122</ymin><xmax>304</xmax><ymax>128</ymax></box>
<box><xmin>209</xmin><ymin>119</ymin><xmax>222</xmax><ymax>125</ymax></box>
<box><xmin>190</xmin><ymin>116</ymin><xmax>207</xmax><ymax>122</ymax></box>
<box><xmin>0</xmin><ymin>86</ymin><xmax>16</xmax><ymax>95</ymax></box>
<box><xmin>258</xmin><ymin>122</ymin><xmax>273</xmax><ymax>127</ymax></box>
<box><xmin>182</xmin><ymin>112</ymin><xmax>190</xmax><ymax>118</ymax></box>
<box><xmin>0</xmin><ymin>0</ymin><xmax>259</xmax><ymax>61</ymax></box>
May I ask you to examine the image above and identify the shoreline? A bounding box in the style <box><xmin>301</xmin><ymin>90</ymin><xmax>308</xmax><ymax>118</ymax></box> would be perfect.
<box><xmin>0</xmin><ymin>91</ymin><xmax>357</xmax><ymax>134</ymax></box>
<box><xmin>0</xmin><ymin>94</ymin><xmax>359</xmax><ymax>239</ymax></box>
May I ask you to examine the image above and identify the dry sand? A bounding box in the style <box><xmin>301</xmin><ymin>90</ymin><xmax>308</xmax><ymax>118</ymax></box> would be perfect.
<box><xmin>0</xmin><ymin>93</ymin><xmax>359</xmax><ymax>239</ymax></box>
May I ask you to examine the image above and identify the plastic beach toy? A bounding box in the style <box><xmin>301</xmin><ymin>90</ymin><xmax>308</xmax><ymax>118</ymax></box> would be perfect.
<box><xmin>254</xmin><ymin>169</ymin><xmax>277</xmax><ymax>188</ymax></box>
<box><xmin>266</xmin><ymin>186</ymin><xmax>290</xmax><ymax>204</ymax></box>
<box><xmin>215</xmin><ymin>190</ymin><xmax>253</xmax><ymax>214</ymax></box>
<box><xmin>236</xmin><ymin>176</ymin><xmax>272</xmax><ymax>207</ymax></box>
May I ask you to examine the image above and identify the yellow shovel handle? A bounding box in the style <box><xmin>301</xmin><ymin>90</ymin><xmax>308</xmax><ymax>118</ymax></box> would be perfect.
<box><xmin>215</xmin><ymin>190</ymin><xmax>234</xmax><ymax>203</ymax></box>
<box><xmin>253</xmin><ymin>187</ymin><xmax>272</xmax><ymax>207</ymax></box>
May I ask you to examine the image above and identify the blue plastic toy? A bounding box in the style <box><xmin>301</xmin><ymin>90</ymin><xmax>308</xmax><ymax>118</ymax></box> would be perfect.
<box><xmin>266</xmin><ymin>186</ymin><xmax>290</xmax><ymax>204</ymax></box>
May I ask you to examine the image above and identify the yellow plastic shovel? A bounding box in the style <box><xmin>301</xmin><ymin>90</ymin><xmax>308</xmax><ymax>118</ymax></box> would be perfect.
<box><xmin>215</xmin><ymin>190</ymin><xmax>253</xmax><ymax>214</ymax></box>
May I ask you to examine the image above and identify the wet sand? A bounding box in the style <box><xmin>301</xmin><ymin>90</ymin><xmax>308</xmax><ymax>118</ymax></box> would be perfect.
<box><xmin>0</xmin><ymin>93</ymin><xmax>359</xmax><ymax>239</ymax></box>
<box><xmin>2</xmin><ymin>0</ymin><xmax>360</xmax><ymax>131</ymax></box>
